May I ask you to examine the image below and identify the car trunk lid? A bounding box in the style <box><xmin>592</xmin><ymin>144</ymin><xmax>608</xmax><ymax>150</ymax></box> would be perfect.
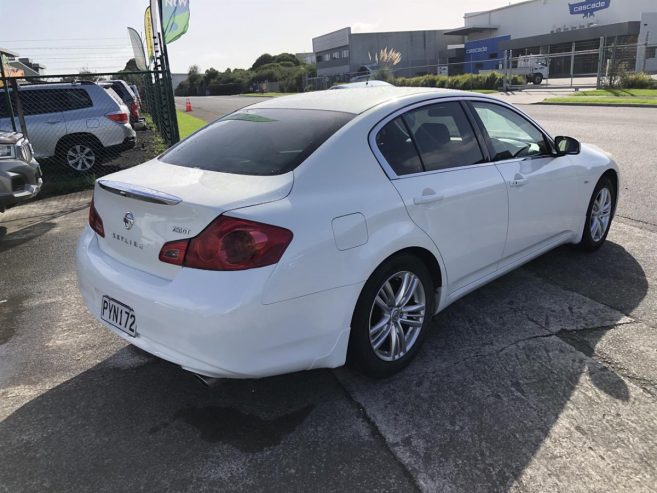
<box><xmin>92</xmin><ymin>159</ymin><xmax>293</xmax><ymax>279</ymax></box>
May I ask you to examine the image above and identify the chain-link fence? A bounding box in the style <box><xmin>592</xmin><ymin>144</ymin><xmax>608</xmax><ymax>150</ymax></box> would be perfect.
<box><xmin>304</xmin><ymin>40</ymin><xmax>657</xmax><ymax>91</ymax></box>
<box><xmin>0</xmin><ymin>66</ymin><xmax>178</xmax><ymax>200</ymax></box>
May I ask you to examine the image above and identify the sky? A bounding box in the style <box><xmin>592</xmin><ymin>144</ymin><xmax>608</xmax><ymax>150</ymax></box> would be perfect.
<box><xmin>0</xmin><ymin>0</ymin><xmax>525</xmax><ymax>75</ymax></box>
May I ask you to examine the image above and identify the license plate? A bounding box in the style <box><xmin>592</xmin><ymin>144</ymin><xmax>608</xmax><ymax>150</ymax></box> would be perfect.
<box><xmin>101</xmin><ymin>296</ymin><xmax>137</xmax><ymax>337</ymax></box>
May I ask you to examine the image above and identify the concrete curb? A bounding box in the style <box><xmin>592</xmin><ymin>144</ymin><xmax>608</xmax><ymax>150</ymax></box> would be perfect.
<box><xmin>535</xmin><ymin>101</ymin><xmax>657</xmax><ymax>108</ymax></box>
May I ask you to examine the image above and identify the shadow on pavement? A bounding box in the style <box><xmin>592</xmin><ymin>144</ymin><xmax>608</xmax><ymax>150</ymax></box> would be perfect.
<box><xmin>0</xmin><ymin>350</ymin><xmax>415</xmax><ymax>492</ymax></box>
<box><xmin>0</xmin><ymin>241</ymin><xmax>649</xmax><ymax>491</ymax></box>
<box><xmin>0</xmin><ymin>221</ymin><xmax>55</xmax><ymax>253</ymax></box>
<box><xmin>336</xmin><ymin>240</ymin><xmax>650</xmax><ymax>490</ymax></box>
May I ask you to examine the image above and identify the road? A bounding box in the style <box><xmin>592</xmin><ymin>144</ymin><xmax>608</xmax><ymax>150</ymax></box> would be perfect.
<box><xmin>2</xmin><ymin>100</ymin><xmax>657</xmax><ymax>492</ymax></box>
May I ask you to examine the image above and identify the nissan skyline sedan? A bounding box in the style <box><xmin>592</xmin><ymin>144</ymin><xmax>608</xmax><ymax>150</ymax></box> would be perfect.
<box><xmin>76</xmin><ymin>87</ymin><xmax>619</xmax><ymax>380</ymax></box>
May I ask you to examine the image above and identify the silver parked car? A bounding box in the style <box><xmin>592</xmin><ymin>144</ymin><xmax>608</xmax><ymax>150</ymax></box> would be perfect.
<box><xmin>0</xmin><ymin>131</ymin><xmax>42</xmax><ymax>212</ymax></box>
<box><xmin>0</xmin><ymin>82</ymin><xmax>136</xmax><ymax>172</ymax></box>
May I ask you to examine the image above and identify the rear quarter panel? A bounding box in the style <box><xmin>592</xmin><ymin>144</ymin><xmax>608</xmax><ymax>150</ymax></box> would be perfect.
<box><xmin>226</xmin><ymin>112</ymin><xmax>447</xmax><ymax>306</ymax></box>
<box><xmin>63</xmin><ymin>86</ymin><xmax>129</xmax><ymax>148</ymax></box>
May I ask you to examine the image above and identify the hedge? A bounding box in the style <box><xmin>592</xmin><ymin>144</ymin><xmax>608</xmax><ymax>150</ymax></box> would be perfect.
<box><xmin>394</xmin><ymin>72</ymin><xmax>526</xmax><ymax>90</ymax></box>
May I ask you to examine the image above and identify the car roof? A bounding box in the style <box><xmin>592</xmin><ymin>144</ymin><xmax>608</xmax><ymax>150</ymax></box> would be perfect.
<box><xmin>246</xmin><ymin>87</ymin><xmax>487</xmax><ymax>115</ymax></box>
<box><xmin>15</xmin><ymin>82</ymin><xmax>98</xmax><ymax>91</ymax></box>
<box><xmin>330</xmin><ymin>80</ymin><xmax>393</xmax><ymax>89</ymax></box>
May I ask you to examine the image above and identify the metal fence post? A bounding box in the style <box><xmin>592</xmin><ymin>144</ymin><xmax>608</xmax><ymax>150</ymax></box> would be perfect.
<box><xmin>596</xmin><ymin>36</ymin><xmax>605</xmax><ymax>89</ymax></box>
<box><xmin>570</xmin><ymin>41</ymin><xmax>576</xmax><ymax>88</ymax></box>
<box><xmin>0</xmin><ymin>59</ymin><xmax>17</xmax><ymax>132</ymax></box>
<box><xmin>9</xmin><ymin>79</ymin><xmax>27</xmax><ymax>138</ymax></box>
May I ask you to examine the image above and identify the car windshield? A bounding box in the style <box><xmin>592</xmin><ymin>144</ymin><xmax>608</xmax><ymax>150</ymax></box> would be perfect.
<box><xmin>160</xmin><ymin>108</ymin><xmax>354</xmax><ymax>175</ymax></box>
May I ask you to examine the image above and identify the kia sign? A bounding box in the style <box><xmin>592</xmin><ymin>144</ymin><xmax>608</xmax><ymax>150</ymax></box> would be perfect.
<box><xmin>569</xmin><ymin>0</ymin><xmax>611</xmax><ymax>18</ymax></box>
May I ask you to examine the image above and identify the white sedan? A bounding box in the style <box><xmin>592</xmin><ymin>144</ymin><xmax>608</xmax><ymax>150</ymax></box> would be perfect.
<box><xmin>77</xmin><ymin>87</ymin><xmax>619</xmax><ymax>380</ymax></box>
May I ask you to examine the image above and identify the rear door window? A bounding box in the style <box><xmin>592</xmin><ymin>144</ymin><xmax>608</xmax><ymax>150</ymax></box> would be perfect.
<box><xmin>66</xmin><ymin>89</ymin><xmax>93</xmax><ymax>110</ymax></box>
<box><xmin>160</xmin><ymin>108</ymin><xmax>354</xmax><ymax>175</ymax></box>
<box><xmin>402</xmin><ymin>102</ymin><xmax>485</xmax><ymax>171</ymax></box>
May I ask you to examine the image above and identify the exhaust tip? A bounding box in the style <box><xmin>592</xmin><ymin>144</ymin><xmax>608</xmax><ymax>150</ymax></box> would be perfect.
<box><xmin>192</xmin><ymin>372</ymin><xmax>221</xmax><ymax>388</ymax></box>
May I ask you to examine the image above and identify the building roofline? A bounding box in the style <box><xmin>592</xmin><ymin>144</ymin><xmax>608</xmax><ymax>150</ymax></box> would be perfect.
<box><xmin>351</xmin><ymin>28</ymin><xmax>463</xmax><ymax>36</ymax></box>
<box><xmin>0</xmin><ymin>47</ymin><xmax>19</xmax><ymax>57</ymax></box>
<box><xmin>312</xmin><ymin>26</ymin><xmax>351</xmax><ymax>42</ymax></box>
<box><xmin>464</xmin><ymin>0</ymin><xmax>543</xmax><ymax>18</ymax></box>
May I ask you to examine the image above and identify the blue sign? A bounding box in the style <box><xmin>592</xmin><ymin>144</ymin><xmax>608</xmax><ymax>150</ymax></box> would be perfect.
<box><xmin>569</xmin><ymin>0</ymin><xmax>611</xmax><ymax>18</ymax></box>
<box><xmin>464</xmin><ymin>36</ymin><xmax>511</xmax><ymax>74</ymax></box>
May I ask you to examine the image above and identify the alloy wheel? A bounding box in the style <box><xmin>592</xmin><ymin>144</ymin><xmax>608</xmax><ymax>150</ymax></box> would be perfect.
<box><xmin>66</xmin><ymin>144</ymin><xmax>96</xmax><ymax>171</ymax></box>
<box><xmin>369</xmin><ymin>271</ymin><xmax>426</xmax><ymax>362</ymax></box>
<box><xmin>590</xmin><ymin>186</ymin><xmax>612</xmax><ymax>242</ymax></box>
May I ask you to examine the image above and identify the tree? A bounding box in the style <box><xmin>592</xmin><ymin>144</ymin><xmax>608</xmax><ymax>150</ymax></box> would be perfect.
<box><xmin>251</xmin><ymin>53</ymin><xmax>275</xmax><ymax>70</ymax></box>
<box><xmin>274</xmin><ymin>53</ymin><xmax>300</xmax><ymax>66</ymax></box>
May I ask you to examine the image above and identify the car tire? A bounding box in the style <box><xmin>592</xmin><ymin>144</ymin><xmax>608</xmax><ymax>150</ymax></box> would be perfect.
<box><xmin>347</xmin><ymin>254</ymin><xmax>435</xmax><ymax>378</ymax></box>
<box><xmin>576</xmin><ymin>176</ymin><xmax>616</xmax><ymax>251</ymax></box>
<box><xmin>60</xmin><ymin>138</ymin><xmax>100</xmax><ymax>172</ymax></box>
<box><xmin>533</xmin><ymin>73</ymin><xmax>543</xmax><ymax>85</ymax></box>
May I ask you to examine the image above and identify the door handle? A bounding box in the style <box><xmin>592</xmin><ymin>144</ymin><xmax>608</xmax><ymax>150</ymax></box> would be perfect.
<box><xmin>45</xmin><ymin>121</ymin><xmax>61</xmax><ymax>125</ymax></box>
<box><xmin>413</xmin><ymin>194</ymin><xmax>444</xmax><ymax>205</ymax></box>
<box><xmin>510</xmin><ymin>177</ymin><xmax>528</xmax><ymax>187</ymax></box>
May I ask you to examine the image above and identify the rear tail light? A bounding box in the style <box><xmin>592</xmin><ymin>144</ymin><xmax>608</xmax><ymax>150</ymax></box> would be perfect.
<box><xmin>158</xmin><ymin>216</ymin><xmax>293</xmax><ymax>271</ymax></box>
<box><xmin>159</xmin><ymin>239</ymin><xmax>189</xmax><ymax>266</ymax></box>
<box><xmin>129</xmin><ymin>101</ymin><xmax>140</xmax><ymax>119</ymax></box>
<box><xmin>106</xmin><ymin>111</ymin><xmax>129</xmax><ymax>124</ymax></box>
<box><xmin>89</xmin><ymin>197</ymin><xmax>105</xmax><ymax>237</ymax></box>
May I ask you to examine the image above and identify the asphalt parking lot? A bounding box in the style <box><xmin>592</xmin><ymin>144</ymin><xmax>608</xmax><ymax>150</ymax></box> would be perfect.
<box><xmin>1</xmin><ymin>99</ymin><xmax>657</xmax><ymax>492</ymax></box>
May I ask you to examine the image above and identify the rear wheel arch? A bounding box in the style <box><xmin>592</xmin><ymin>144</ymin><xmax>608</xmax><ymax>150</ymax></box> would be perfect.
<box><xmin>388</xmin><ymin>246</ymin><xmax>443</xmax><ymax>291</ymax></box>
<box><xmin>55</xmin><ymin>133</ymin><xmax>104</xmax><ymax>157</ymax></box>
<box><xmin>347</xmin><ymin>249</ymin><xmax>439</xmax><ymax>377</ymax></box>
<box><xmin>361</xmin><ymin>245</ymin><xmax>445</xmax><ymax>303</ymax></box>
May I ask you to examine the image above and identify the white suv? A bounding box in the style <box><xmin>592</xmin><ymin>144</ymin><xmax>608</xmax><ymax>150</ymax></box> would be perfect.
<box><xmin>0</xmin><ymin>82</ymin><xmax>136</xmax><ymax>172</ymax></box>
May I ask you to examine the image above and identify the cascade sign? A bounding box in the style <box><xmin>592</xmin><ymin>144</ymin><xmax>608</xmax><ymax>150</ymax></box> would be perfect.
<box><xmin>568</xmin><ymin>0</ymin><xmax>611</xmax><ymax>18</ymax></box>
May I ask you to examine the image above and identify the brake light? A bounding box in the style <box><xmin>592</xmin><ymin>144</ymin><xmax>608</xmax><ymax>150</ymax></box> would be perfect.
<box><xmin>89</xmin><ymin>197</ymin><xmax>105</xmax><ymax>237</ymax></box>
<box><xmin>106</xmin><ymin>111</ymin><xmax>129</xmax><ymax>124</ymax></box>
<box><xmin>159</xmin><ymin>239</ymin><xmax>189</xmax><ymax>266</ymax></box>
<box><xmin>158</xmin><ymin>216</ymin><xmax>293</xmax><ymax>271</ymax></box>
<box><xmin>129</xmin><ymin>101</ymin><xmax>140</xmax><ymax>119</ymax></box>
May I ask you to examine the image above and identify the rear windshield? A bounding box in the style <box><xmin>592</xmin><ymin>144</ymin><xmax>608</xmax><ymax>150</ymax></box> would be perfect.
<box><xmin>160</xmin><ymin>108</ymin><xmax>354</xmax><ymax>175</ymax></box>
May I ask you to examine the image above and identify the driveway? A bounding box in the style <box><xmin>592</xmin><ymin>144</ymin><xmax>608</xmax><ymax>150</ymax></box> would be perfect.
<box><xmin>1</xmin><ymin>104</ymin><xmax>657</xmax><ymax>492</ymax></box>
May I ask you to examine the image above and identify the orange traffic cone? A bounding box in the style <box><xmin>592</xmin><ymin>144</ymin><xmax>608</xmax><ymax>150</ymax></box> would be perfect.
<box><xmin>185</xmin><ymin>97</ymin><xmax>192</xmax><ymax>112</ymax></box>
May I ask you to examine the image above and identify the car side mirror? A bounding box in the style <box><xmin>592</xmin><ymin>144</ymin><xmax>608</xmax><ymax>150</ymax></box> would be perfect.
<box><xmin>555</xmin><ymin>136</ymin><xmax>580</xmax><ymax>156</ymax></box>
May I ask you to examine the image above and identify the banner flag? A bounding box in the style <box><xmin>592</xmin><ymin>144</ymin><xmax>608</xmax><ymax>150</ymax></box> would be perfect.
<box><xmin>162</xmin><ymin>0</ymin><xmax>190</xmax><ymax>44</ymax></box>
<box><xmin>127</xmin><ymin>27</ymin><xmax>148</xmax><ymax>71</ymax></box>
<box><xmin>144</xmin><ymin>6</ymin><xmax>154</xmax><ymax>62</ymax></box>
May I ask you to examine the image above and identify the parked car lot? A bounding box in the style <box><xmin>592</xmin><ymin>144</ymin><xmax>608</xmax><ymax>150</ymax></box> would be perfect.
<box><xmin>0</xmin><ymin>131</ymin><xmax>42</xmax><ymax>212</ymax></box>
<box><xmin>99</xmin><ymin>80</ymin><xmax>146</xmax><ymax>130</ymax></box>
<box><xmin>0</xmin><ymin>81</ymin><xmax>136</xmax><ymax>172</ymax></box>
<box><xmin>1</xmin><ymin>101</ymin><xmax>656</xmax><ymax>491</ymax></box>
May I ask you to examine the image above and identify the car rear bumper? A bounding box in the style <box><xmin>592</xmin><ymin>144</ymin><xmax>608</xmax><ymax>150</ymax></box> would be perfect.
<box><xmin>76</xmin><ymin>226</ymin><xmax>358</xmax><ymax>379</ymax></box>
<box><xmin>105</xmin><ymin>136</ymin><xmax>136</xmax><ymax>154</ymax></box>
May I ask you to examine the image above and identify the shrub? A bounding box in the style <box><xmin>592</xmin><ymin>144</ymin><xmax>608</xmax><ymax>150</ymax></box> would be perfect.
<box><xmin>619</xmin><ymin>71</ymin><xmax>657</xmax><ymax>89</ymax></box>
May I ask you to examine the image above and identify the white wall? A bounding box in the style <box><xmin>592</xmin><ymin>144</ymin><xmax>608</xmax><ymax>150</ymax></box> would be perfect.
<box><xmin>465</xmin><ymin>0</ymin><xmax>657</xmax><ymax>40</ymax></box>
<box><xmin>637</xmin><ymin>12</ymin><xmax>657</xmax><ymax>71</ymax></box>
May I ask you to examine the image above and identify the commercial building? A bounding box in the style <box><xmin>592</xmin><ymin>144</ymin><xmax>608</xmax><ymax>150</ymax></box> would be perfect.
<box><xmin>447</xmin><ymin>0</ymin><xmax>657</xmax><ymax>76</ymax></box>
<box><xmin>311</xmin><ymin>0</ymin><xmax>657</xmax><ymax>79</ymax></box>
<box><xmin>312</xmin><ymin>27</ymin><xmax>464</xmax><ymax>79</ymax></box>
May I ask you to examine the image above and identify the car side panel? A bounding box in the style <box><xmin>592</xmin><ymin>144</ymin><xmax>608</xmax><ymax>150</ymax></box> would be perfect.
<box><xmin>63</xmin><ymin>86</ymin><xmax>134</xmax><ymax>148</ymax></box>
<box><xmin>226</xmin><ymin>118</ymin><xmax>447</xmax><ymax>308</ymax></box>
